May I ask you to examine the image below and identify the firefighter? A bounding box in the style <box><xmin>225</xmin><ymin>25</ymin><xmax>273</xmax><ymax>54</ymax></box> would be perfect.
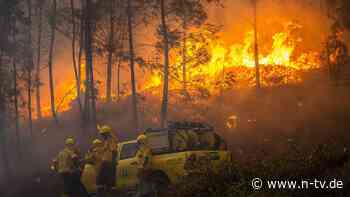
<box><xmin>172</xmin><ymin>131</ymin><xmax>187</xmax><ymax>151</ymax></box>
<box><xmin>199</xmin><ymin>131</ymin><xmax>215</xmax><ymax>149</ymax></box>
<box><xmin>172</xmin><ymin>129</ymin><xmax>200</xmax><ymax>151</ymax></box>
<box><xmin>325</xmin><ymin>23</ymin><xmax>349</xmax><ymax>85</ymax></box>
<box><xmin>85</xmin><ymin>139</ymin><xmax>103</xmax><ymax>171</ymax></box>
<box><xmin>199</xmin><ymin>131</ymin><xmax>219</xmax><ymax>150</ymax></box>
<box><xmin>52</xmin><ymin>137</ymin><xmax>89</xmax><ymax>197</ymax></box>
<box><xmin>187</xmin><ymin>129</ymin><xmax>200</xmax><ymax>149</ymax></box>
<box><xmin>135</xmin><ymin>134</ymin><xmax>153</xmax><ymax>197</ymax></box>
<box><xmin>96</xmin><ymin>125</ymin><xmax>118</xmax><ymax>197</ymax></box>
<box><xmin>82</xmin><ymin>138</ymin><xmax>104</xmax><ymax>194</ymax></box>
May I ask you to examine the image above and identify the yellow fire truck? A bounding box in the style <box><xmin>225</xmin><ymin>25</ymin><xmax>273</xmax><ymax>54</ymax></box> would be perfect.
<box><xmin>81</xmin><ymin>122</ymin><xmax>232</xmax><ymax>195</ymax></box>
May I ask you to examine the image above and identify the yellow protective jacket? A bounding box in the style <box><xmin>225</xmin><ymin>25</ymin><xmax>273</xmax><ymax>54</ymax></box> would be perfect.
<box><xmin>85</xmin><ymin>146</ymin><xmax>104</xmax><ymax>172</ymax></box>
<box><xmin>172</xmin><ymin>130</ymin><xmax>199</xmax><ymax>151</ymax></box>
<box><xmin>101</xmin><ymin>133</ymin><xmax>119</xmax><ymax>162</ymax></box>
<box><xmin>135</xmin><ymin>145</ymin><xmax>152</xmax><ymax>170</ymax></box>
<box><xmin>199</xmin><ymin>132</ymin><xmax>216</xmax><ymax>150</ymax></box>
<box><xmin>55</xmin><ymin>147</ymin><xmax>80</xmax><ymax>173</ymax></box>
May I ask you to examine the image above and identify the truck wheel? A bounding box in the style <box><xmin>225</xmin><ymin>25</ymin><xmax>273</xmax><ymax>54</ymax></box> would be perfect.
<box><xmin>150</xmin><ymin>173</ymin><xmax>170</xmax><ymax>197</ymax></box>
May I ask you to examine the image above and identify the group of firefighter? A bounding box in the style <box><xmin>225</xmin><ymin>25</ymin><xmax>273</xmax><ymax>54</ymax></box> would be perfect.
<box><xmin>51</xmin><ymin>125</ymin><xmax>152</xmax><ymax>197</ymax></box>
<box><xmin>51</xmin><ymin>123</ymin><xmax>221</xmax><ymax>197</ymax></box>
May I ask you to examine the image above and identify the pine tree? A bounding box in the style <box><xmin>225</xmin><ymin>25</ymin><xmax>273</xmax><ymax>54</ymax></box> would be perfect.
<box><xmin>48</xmin><ymin>0</ymin><xmax>58</xmax><ymax>122</ymax></box>
<box><xmin>159</xmin><ymin>0</ymin><xmax>170</xmax><ymax>127</ymax></box>
<box><xmin>127</xmin><ymin>0</ymin><xmax>139</xmax><ymax>131</ymax></box>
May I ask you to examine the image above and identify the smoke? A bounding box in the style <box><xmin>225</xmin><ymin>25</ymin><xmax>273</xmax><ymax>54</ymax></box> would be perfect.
<box><xmin>3</xmin><ymin>1</ymin><xmax>350</xmax><ymax>196</ymax></box>
<box><xmin>10</xmin><ymin>0</ymin><xmax>338</xmax><ymax>160</ymax></box>
<box><xmin>208</xmin><ymin>0</ymin><xmax>329</xmax><ymax>50</ymax></box>
<box><xmin>28</xmin><ymin>0</ymin><xmax>331</xmax><ymax>119</ymax></box>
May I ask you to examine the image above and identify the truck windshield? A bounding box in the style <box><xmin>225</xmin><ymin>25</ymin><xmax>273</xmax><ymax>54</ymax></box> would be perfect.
<box><xmin>119</xmin><ymin>142</ymin><xmax>138</xmax><ymax>160</ymax></box>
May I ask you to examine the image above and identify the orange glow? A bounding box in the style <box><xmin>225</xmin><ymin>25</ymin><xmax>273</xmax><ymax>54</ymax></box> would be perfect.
<box><xmin>39</xmin><ymin>23</ymin><xmax>320</xmax><ymax>117</ymax></box>
<box><xmin>41</xmin><ymin>64</ymin><xmax>86</xmax><ymax>117</ymax></box>
<box><xmin>145</xmin><ymin>23</ymin><xmax>320</xmax><ymax>91</ymax></box>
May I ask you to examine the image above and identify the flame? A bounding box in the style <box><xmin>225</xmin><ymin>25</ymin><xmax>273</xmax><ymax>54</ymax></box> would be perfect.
<box><xmin>41</xmin><ymin>64</ymin><xmax>86</xmax><ymax>117</ymax></box>
<box><xmin>144</xmin><ymin>73</ymin><xmax>162</xmax><ymax>90</ymax></box>
<box><xmin>145</xmin><ymin>23</ymin><xmax>320</xmax><ymax>91</ymax></box>
<box><xmin>39</xmin><ymin>22</ymin><xmax>320</xmax><ymax>117</ymax></box>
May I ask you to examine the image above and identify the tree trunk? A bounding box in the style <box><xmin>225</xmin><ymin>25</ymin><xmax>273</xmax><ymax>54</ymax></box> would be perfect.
<box><xmin>253</xmin><ymin>0</ymin><xmax>260</xmax><ymax>90</ymax></box>
<box><xmin>106</xmin><ymin>0</ymin><xmax>115</xmax><ymax>103</ymax></box>
<box><xmin>35</xmin><ymin>4</ymin><xmax>42</xmax><ymax>119</ymax></box>
<box><xmin>0</xmin><ymin>96</ymin><xmax>11</xmax><ymax>181</ymax></box>
<box><xmin>27</xmin><ymin>70</ymin><xmax>33</xmax><ymax>136</ymax></box>
<box><xmin>77</xmin><ymin>1</ymin><xmax>85</xmax><ymax>130</ymax></box>
<box><xmin>0</xmin><ymin>53</ymin><xmax>11</xmax><ymax>181</ymax></box>
<box><xmin>325</xmin><ymin>1</ymin><xmax>333</xmax><ymax>82</ymax></box>
<box><xmin>70</xmin><ymin>0</ymin><xmax>83</xmax><ymax>115</ymax></box>
<box><xmin>116</xmin><ymin>57</ymin><xmax>121</xmax><ymax>101</ymax></box>
<box><xmin>85</xmin><ymin>0</ymin><xmax>96</xmax><ymax>127</ymax></box>
<box><xmin>116</xmin><ymin>23</ymin><xmax>126</xmax><ymax>102</ymax></box>
<box><xmin>160</xmin><ymin>0</ymin><xmax>170</xmax><ymax>128</ymax></box>
<box><xmin>27</xmin><ymin>0</ymin><xmax>33</xmax><ymax>135</ymax></box>
<box><xmin>13</xmin><ymin>56</ymin><xmax>21</xmax><ymax>158</ymax></box>
<box><xmin>48</xmin><ymin>0</ymin><xmax>58</xmax><ymax>122</ymax></box>
<box><xmin>182</xmin><ymin>0</ymin><xmax>187</xmax><ymax>92</ymax></box>
<box><xmin>79</xmin><ymin>0</ymin><xmax>89</xmax><ymax>124</ymax></box>
<box><xmin>127</xmin><ymin>0</ymin><xmax>139</xmax><ymax>132</ymax></box>
<box><xmin>83</xmin><ymin>35</ymin><xmax>91</xmax><ymax>124</ymax></box>
<box><xmin>11</xmin><ymin>15</ymin><xmax>21</xmax><ymax>159</ymax></box>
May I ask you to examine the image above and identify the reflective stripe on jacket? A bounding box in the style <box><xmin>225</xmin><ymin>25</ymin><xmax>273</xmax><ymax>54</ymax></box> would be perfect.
<box><xmin>136</xmin><ymin>145</ymin><xmax>152</xmax><ymax>170</ymax></box>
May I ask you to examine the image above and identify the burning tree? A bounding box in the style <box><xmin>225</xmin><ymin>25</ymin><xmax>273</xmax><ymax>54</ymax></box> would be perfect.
<box><xmin>145</xmin><ymin>20</ymin><xmax>320</xmax><ymax>99</ymax></box>
<box><xmin>47</xmin><ymin>0</ymin><xmax>58</xmax><ymax>123</ymax></box>
<box><xmin>144</xmin><ymin>0</ymin><xmax>218</xmax><ymax>127</ymax></box>
<box><xmin>29</xmin><ymin>0</ymin><xmax>326</xmax><ymax>125</ymax></box>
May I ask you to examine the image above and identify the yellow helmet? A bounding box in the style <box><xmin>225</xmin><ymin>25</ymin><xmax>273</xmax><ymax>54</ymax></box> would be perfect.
<box><xmin>92</xmin><ymin>139</ymin><xmax>102</xmax><ymax>146</ymax></box>
<box><xmin>65</xmin><ymin>137</ymin><xmax>75</xmax><ymax>146</ymax></box>
<box><xmin>137</xmin><ymin>134</ymin><xmax>147</xmax><ymax>144</ymax></box>
<box><xmin>98</xmin><ymin>124</ymin><xmax>112</xmax><ymax>135</ymax></box>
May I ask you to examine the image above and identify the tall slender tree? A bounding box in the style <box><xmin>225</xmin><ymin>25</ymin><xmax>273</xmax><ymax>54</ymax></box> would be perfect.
<box><xmin>155</xmin><ymin>0</ymin><xmax>209</xmax><ymax>126</ymax></box>
<box><xmin>252</xmin><ymin>0</ymin><xmax>260</xmax><ymax>90</ymax></box>
<box><xmin>70</xmin><ymin>0</ymin><xmax>83</xmax><ymax>115</ymax></box>
<box><xmin>26</xmin><ymin>0</ymin><xmax>34</xmax><ymax>135</ymax></box>
<box><xmin>160</xmin><ymin>0</ymin><xmax>170</xmax><ymax>127</ymax></box>
<box><xmin>173</xmin><ymin>0</ymin><xmax>208</xmax><ymax>92</ymax></box>
<box><xmin>48</xmin><ymin>0</ymin><xmax>58</xmax><ymax>122</ymax></box>
<box><xmin>35</xmin><ymin>0</ymin><xmax>43</xmax><ymax>119</ymax></box>
<box><xmin>116</xmin><ymin>57</ymin><xmax>122</xmax><ymax>101</ymax></box>
<box><xmin>12</xmin><ymin>17</ymin><xmax>21</xmax><ymax>158</ymax></box>
<box><xmin>79</xmin><ymin>0</ymin><xmax>91</xmax><ymax>124</ymax></box>
<box><xmin>0</xmin><ymin>71</ymin><xmax>11</xmax><ymax>180</ymax></box>
<box><xmin>106</xmin><ymin>0</ymin><xmax>116</xmax><ymax>103</ymax></box>
<box><xmin>181</xmin><ymin>1</ymin><xmax>187</xmax><ymax>92</ymax></box>
<box><xmin>126</xmin><ymin>0</ymin><xmax>139</xmax><ymax>131</ymax></box>
<box><xmin>85</xmin><ymin>0</ymin><xmax>97</xmax><ymax>127</ymax></box>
